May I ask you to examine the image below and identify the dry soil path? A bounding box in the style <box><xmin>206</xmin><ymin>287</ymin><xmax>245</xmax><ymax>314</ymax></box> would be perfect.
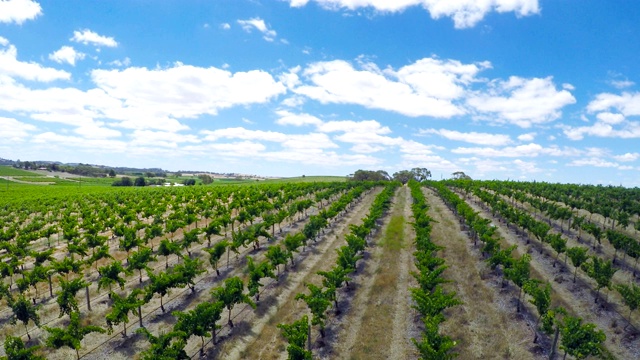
<box><xmin>424</xmin><ymin>188</ymin><xmax>543</xmax><ymax>360</ymax></box>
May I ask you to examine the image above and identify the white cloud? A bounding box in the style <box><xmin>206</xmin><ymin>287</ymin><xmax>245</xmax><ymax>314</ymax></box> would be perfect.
<box><xmin>610</xmin><ymin>80</ymin><xmax>634</xmax><ymax>89</ymax></box>
<box><xmin>32</xmin><ymin>132</ymin><xmax>127</xmax><ymax>152</ymax></box>
<box><xmin>587</xmin><ymin>91</ymin><xmax>640</xmax><ymax>116</ymax></box>
<box><xmin>420</xmin><ymin>128</ymin><xmax>512</xmax><ymax>146</ymax></box>
<box><xmin>108</xmin><ymin>57</ymin><xmax>131</xmax><ymax>67</ymax></box>
<box><xmin>563</xmin><ymin>120</ymin><xmax>640</xmax><ymax>140</ymax></box>
<box><xmin>0</xmin><ymin>117</ymin><xmax>36</xmax><ymax>141</ymax></box>
<box><xmin>467</xmin><ymin>76</ymin><xmax>576</xmax><ymax>128</ymax></box>
<box><xmin>513</xmin><ymin>159</ymin><xmax>543</xmax><ymax>174</ymax></box>
<box><xmin>613</xmin><ymin>153</ymin><xmax>640</xmax><ymax>162</ymax></box>
<box><xmin>237</xmin><ymin>18</ymin><xmax>277</xmax><ymax>41</ymax></box>
<box><xmin>201</xmin><ymin>127</ymin><xmax>337</xmax><ymax>150</ymax></box>
<box><xmin>564</xmin><ymin>91</ymin><xmax>640</xmax><ymax>140</ymax></box>
<box><xmin>129</xmin><ymin>130</ymin><xmax>200</xmax><ymax>148</ymax></box>
<box><xmin>0</xmin><ymin>0</ymin><xmax>41</xmax><ymax>24</ymax></box>
<box><xmin>451</xmin><ymin>143</ymin><xmax>580</xmax><ymax>158</ymax></box>
<box><xmin>517</xmin><ymin>132</ymin><xmax>536</xmax><ymax>141</ymax></box>
<box><xmin>48</xmin><ymin>46</ymin><xmax>85</xmax><ymax>66</ymax></box>
<box><xmin>293</xmin><ymin>57</ymin><xmax>489</xmax><ymax>118</ymax></box>
<box><xmin>0</xmin><ymin>43</ymin><xmax>70</xmax><ymax>82</ymax></box>
<box><xmin>71</xmin><ymin>29</ymin><xmax>118</xmax><ymax>47</ymax></box>
<box><xmin>0</xmin><ymin>60</ymin><xmax>287</xmax><ymax>134</ymax></box>
<box><xmin>91</xmin><ymin>63</ymin><xmax>286</xmax><ymax>121</ymax></box>
<box><xmin>275</xmin><ymin>110</ymin><xmax>323</xmax><ymax>126</ymax></box>
<box><xmin>568</xmin><ymin>158</ymin><xmax>620</xmax><ymax>168</ymax></box>
<box><xmin>596</xmin><ymin>112</ymin><xmax>625</xmax><ymax>124</ymax></box>
<box><xmin>220</xmin><ymin>23</ymin><xmax>231</xmax><ymax>30</ymax></box>
<box><xmin>0</xmin><ymin>37</ymin><xmax>8</xmax><ymax>46</ymax></box>
<box><xmin>287</xmin><ymin>0</ymin><xmax>539</xmax><ymax>29</ymax></box>
<box><xmin>73</xmin><ymin>122</ymin><xmax>121</xmax><ymax>139</ymax></box>
<box><xmin>452</xmin><ymin>143</ymin><xmax>544</xmax><ymax>157</ymax></box>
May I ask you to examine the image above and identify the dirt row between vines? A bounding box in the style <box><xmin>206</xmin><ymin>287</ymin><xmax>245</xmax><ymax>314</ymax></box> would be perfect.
<box><xmin>423</xmin><ymin>188</ymin><xmax>545</xmax><ymax>360</ymax></box>
<box><xmin>325</xmin><ymin>185</ymin><xmax>418</xmax><ymax>360</ymax></box>
<box><xmin>456</xmin><ymin>189</ymin><xmax>638</xmax><ymax>359</ymax></box>
<box><xmin>221</xmin><ymin>186</ymin><xmax>420</xmax><ymax>360</ymax></box>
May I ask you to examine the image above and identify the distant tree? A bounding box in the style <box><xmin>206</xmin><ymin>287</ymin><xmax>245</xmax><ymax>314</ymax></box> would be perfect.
<box><xmin>452</xmin><ymin>171</ymin><xmax>472</xmax><ymax>180</ymax></box>
<box><xmin>145</xmin><ymin>172</ymin><xmax>155</xmax><ymax>178</ymax></box>
<box><xmin>183</xmin><ymin>179</ymin><xmax>196</xmax><ymax>186</ymax></box>
<box><xmin>134</xmin><ymin>176</ymin><xmax>146</xmax><ymax>187</ymax></box>
<box><xmin>410</xmin><ymin>167</ymin><xmax>432</xmax><ymax>182</ymax></box>
<box><xmin>198</xmin><ymin>174</ymin><xmax>213</xmax><ymax>184</ymax></box>
<box><xmin>392</xmin><ymin>170</ymin><xmax>413</xmax><ymax>184</ymax></box>
<box><xmin>108</xmin><ymin>169</ymin><xmax>116</xmax><ymax>178</ymax></box>
<box><xmin>112</xmin><ymin>177</ymin><xmax>133</xmax><ymax>187</ymax></box>
<box><xmin>348</xmin><ymin>169</ymin><xmax>390</xmax><ymax>182</ymax></box>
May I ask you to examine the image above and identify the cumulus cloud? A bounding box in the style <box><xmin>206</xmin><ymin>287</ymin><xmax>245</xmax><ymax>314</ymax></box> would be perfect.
<box><xmin>610</xmin><ymin>79</ymin><xmax>634</xmax><ymax>89</ymax></box>
<box><xmin>108</xmin><ymin>57</ymin><xmax>131</xmax><ymax>67</ymax></box>
<box><xmin>613</xmin><ymin>153</ymin><xmax>640</xmax><ymax>162</ymax></box>
<box><xmin>293</xmin><ymin>57</ymin><xmax>490</xmax><ymax>118</ymax></box>
<box><xmin>73</xmin><ymin>122</ymin><xmax>122</xmax><ymax>139</ymax></box>
<box><xmin>563</xmin><ymin>120</ymin><xmax>640</xmax><ymax>140</ymax></box>
<box><xmin>451</xmin><ymin>143</ymin><xmax>581</xmax><ymax>158</ymax></box>
<box><xmin>220</xmin><ymin>23</ymin><xmax>231</xmax><ymax>30</ymax></box>
<box><xmin>420</xmin><ymin>128</ymin><xmax>512</xmax><ymax>146</ymax></box>
<box><xmin>562</xmin><ymin>91</ymin><xmax>640</xmax><ymax>140</ymax></box>
<box><xmin>91</xmin><ymin>63</ymin><xmax>286</xmax><ymax>121</ymax></box>
<box><xmin>237</xmin><ymin>18</ymin><xmax>277</xmax><ymax>41</ymax></box>
<box><xmin>0</xmin><ymin>117</ymin><xmax>36</xmax><ymax>141</ymax></box>
<box><xmin>0</xmin><ymin>42</ymin><xmax>70</xmax><ymax>82</ymax></box>
<box><xmin>287</xmin><ymin>0</ymin><xmax>539</xmax><ymax>28</ymax></box>
<box><xmin>517</xmin><ymin>132</ymin><xmax>536</xmax><ymax>141</ymax></box>
<box><xmin>467</xmin><ymin>76</ymin><xmax>576</xmax><ymax>128</ymax></box>
<box><xmin>32</xmin><ymin>132</ymin><xmax>127</xmax><ymax>152</ymax></box>
<box><xmin>71</xmin><ymin>29</ymin><xmax>118</xmax><ymax>47</ymax></box>
<box><xmin>0</xmin><ymin>0</ymin><xmax>41</xmax><ymax>24</ymax></box>
<box><xmin>275</xmin><ymin>110</ymin><xmax>323</xmax><ymax>126</ymax></box>
<box><xmin>568</xmin><ymin>158</ymin><xmax>622</xmax><ymax>168</ymax></box>
<box><xmin>129</xmin><ymin>130</ymin><xmax>201</xmax><ymax>148</ymax></box>
<box><xmin>0</xmin><ymin>59</ymin><xmax>286</xmax><ymax>135</ymax></box>
<box><xmin>587</xmin><ymin>91</ymin><xmax>640</xmax><ymax>116</ymax></box>
<box><xmin>48</xmin><ymin>46</ymin><xmax>85</xmax><ymax>66</ymax></box>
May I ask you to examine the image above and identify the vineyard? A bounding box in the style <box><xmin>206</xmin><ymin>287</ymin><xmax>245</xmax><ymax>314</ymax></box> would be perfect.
<box><xmin>0</xmin><ymin>178</ymin><xmax>638</xmax><ymax>359</ymax></box>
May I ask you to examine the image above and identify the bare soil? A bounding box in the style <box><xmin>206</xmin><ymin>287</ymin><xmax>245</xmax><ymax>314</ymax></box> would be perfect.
<box><xmin>424</xmin><ymin>188</ymin><xmax>545</xmax><ymax>360</ymax></box>
<box><xmin>326</xmin><ymin>185</ymin><xmax>418</xmax><ymax>360</ymax></box>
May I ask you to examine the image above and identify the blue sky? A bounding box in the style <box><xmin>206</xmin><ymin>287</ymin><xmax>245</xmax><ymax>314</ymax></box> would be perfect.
<box><xmin>1</xmin><ymin>0</ymin><xmax>640</xmax><ymax>185</ymax></box>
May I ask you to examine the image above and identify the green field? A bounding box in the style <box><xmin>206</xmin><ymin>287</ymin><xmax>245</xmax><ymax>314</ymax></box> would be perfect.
<box><xmin>259</xmin><ymin>175</ymin><xmax>347</xmax><ymax>183</ymax></box>
<box><xmin>0</xmin><ymin>166</ymin><xmax>43</xmax><ymax>176</ymax></box>
<box><xmin>0</xmin><ymin>172</ymin><xmax>348</xmax><ymax>205</ymax></box>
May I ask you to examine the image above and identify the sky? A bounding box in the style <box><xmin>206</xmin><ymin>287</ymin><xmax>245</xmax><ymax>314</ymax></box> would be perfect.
<box><xmin>1</xmin><ymin>0</ymin><xmax>640</xmax><ymax>185</ymax></box>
